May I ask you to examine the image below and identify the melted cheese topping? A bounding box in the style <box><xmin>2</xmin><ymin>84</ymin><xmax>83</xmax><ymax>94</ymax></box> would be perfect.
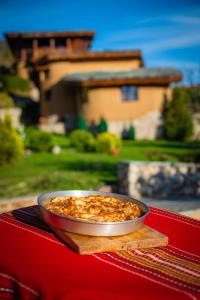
<box><xmin>45</xmin><ymin>195</ymin><xmax>140</xmax><ymax>222</ymax></box>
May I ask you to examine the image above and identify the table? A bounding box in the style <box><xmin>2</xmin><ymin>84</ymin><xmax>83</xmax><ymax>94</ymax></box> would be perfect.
<box><xmin>0</xmin><ymin>205</ymin><xmax>199</xmax><ymax>300</ymax></box>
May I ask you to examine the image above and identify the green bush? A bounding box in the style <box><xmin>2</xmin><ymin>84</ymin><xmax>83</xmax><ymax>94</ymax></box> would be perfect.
<box><xmin>97</xmin><ymin>117</ymin><xmax>108</xmax><ymax>133</ymax></box>
<box><xmin>0</xmin><ymin>114</ymin><xmax>24</xmax><ymax>164</ymax></box>
<box><xmin>163</xmin><ymin>88</ymin><xmax>193</xmax><ymax>141</ymax></box>
<box><xmin>25</xmin><ymin>128</ymin><xmax>54</xmax><ymax>152</ymax></box>
<box><xmin>128</xmin><ymin>125</ymin><xmax>135</xmax><ymax>140</ymax></box>
<box><xmin>70</xmin><ymin>129</ymin><xmax>95</xmax><ymax>152</ymax></box>
<box><xmin>0</xmin><ymin>92</ymin><xmax>14</xmax><ymax>108</ymax></box>
<box><xmin>1</xmin><ymin>75</ymin><xmax>30</xmax><ymax>94</ymax></box>
<box><xmin>96</xmin><ymin>132</ymin><xmax>122</xmax><ymax>154</ymax></box>
<box><xmin>76</xmin><ymin>114</ymin><xmax>88</xmax><ymax>130</ymax></box>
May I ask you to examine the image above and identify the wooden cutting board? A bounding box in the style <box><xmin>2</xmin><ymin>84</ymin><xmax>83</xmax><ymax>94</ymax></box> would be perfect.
<box><xmin>28</xmin><ymin>208</ymin><xmax>168</xmax><ymax>255</ymax></box>
<box><xmin>51</xmin><ymin>224</ymin><xmax>168</xmax><ymax>254</ymax></box>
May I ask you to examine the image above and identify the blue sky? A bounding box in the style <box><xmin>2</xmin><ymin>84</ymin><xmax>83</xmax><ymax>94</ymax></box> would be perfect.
<box><xmin>0</xmin><ymin>0</ymin><xmax>200</xmax><ymax>84</ymax></box>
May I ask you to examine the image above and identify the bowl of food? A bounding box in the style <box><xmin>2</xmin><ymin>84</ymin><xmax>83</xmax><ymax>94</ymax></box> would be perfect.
<box><xmin>37</xmin><ymin>190</ymin><xmax>149</xmax><ymax>236</ymax></box>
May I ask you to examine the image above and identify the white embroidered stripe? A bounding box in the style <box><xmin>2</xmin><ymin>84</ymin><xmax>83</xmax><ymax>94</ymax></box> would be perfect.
<box><xmin>3</xmin><ymin>214</ymin><xmax>53</xmax><ymax>235</ymax></box>
<box><xmin>134</xmin><ymin>249</ymin><xmax>200</xmax><ymax>278</ymax></box>
<box><xmin>151</xmin><ymin>208</ymin><xmax>200</xmax><ymax>226</ymax></box>
<box><xmin>0</xmin><ymin>216</ymin><xmax>199</xmax><ymax>298</ymax></box>
<box><xmin>93</xmin><ymin>254</ymin><xmax>197</xmax><ymax>300</ymax></box>
<box><xmin>165</xmin><ymin>247</ymin><xmax>200</xmax><ymax>263</ymax></box>
<box><xmin>141</xmin><ymin>248</ymin><xmax>200</xmax><ymax>273</ymax></box>
<box><xmin>2</xmin><ymin>213</ymin><xmax>200</xmax><ymax>262</ymax></box>
<box><xmin>0</xmin><ymin>218</ymin><xmax>65</xmax><ymax>247</ymax></box>
<box><xmin>168</xmin><ymin>245</ymin><xmax>200</xmax><ymax>260</ymax></box>
<box><xmin>0</xmin><ymin>273</ymin><xmax>39</xmax><ymax>297</ymax></box>
<box><xmin>104</xmin><ymin>253</ymin><xmax>200</xmax><ymax>292</ymax></box>
<box><xmin>1</xmin><ymin>214</ymin><xmax>200</xmax><ymax>266</ymax></box>
<box><xmin>0</xmin><ymin>287</ymin><xmax>14</xmax><ymax>293</ymax></box>
<box><xmin>151</xmin><ymin>211</ymin><xmax>200</xmax><ymax>229</ymax></box>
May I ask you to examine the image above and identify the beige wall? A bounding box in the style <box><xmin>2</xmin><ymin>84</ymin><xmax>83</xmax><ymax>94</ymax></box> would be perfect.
<box><xmin>82</xmin><ymin>86</ymin><xmax>171</xmax><ymax>123</ymax></box>
<box><xmin>39</xmin><ymin>58</ymin><xmax>172</xmax><ymax>127</ymax></box>
<box><xmin>40</xmin><ymin>57</ymin><xmax>141</xmax><ymax>116</ymax></box>
<box><xmin>42</xmin><ymin>59</ymin><xmax>141</xmax><ymax>90</ymax></box>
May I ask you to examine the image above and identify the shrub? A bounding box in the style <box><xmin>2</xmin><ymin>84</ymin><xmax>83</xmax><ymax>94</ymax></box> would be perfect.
<box><xmin>0</xmin><ymin>114</ymin><xmax>24</xmax><ymax>164</ymax></box>
<box><xmin>76</xmin><ymin>114</ymin><xmax>88</xmax><ymax>130</ymax></box>
<box><xmin>70</xmin><ymin>129</ymin><xmax>95</xmax><ymax>152</ymax></box>
<box><xmin>128</xmin><ymin>125</ymin><xmax>135</xmax><ymax>140</ymax></box>
<box><xmin>163</xmin><ymin>88</ymin><xmax>193</xmax><ymax>141</ymax></box>
<box><xmin>96</xmin><ymin>132</ymin><xmax>122</xmax><ymax>154</ymax></box>
<box><xmin>0</xmin><ymin>92</ymin><xmax>14</xmax><ymax>108</ymax></box>
<box><xmin>2</xmin><ymin>75</ymin><xmax>30</xmax><ymax>94</ymax></box>
<box><xmin>97</xmin><ymin>117</ymin><xmax>108</xmax><ymax>133</ymax></box>
<box><xmin>25</xmin><ymin>128</ymin><xmax>54</xmax><ymax>152</ymax></box>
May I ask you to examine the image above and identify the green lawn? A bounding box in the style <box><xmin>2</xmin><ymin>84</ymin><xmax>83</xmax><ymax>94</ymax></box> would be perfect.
<box><xmin>0</xmin><ymin>135</ymin><xmax>199</xmax><ymax>199</ymax></box>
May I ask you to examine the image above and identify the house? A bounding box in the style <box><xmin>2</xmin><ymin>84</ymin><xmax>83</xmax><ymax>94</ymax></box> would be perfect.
<box><xmin>5</xmin><ymin>30</ymin><xmax>182</xmax><ymax>139</ymax></box>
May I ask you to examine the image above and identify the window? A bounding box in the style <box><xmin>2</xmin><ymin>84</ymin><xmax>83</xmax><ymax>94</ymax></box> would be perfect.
<box><xmin>121</xmin><ymin>86</ymin><xmax>138</xmax><ymax>101</ymax></box>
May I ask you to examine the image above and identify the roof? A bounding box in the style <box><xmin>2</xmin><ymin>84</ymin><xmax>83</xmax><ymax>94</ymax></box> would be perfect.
<box><xmin>5</xmin><ymin>30</ymin><xmax>95</xmax><ymax>39</ymax></box>
<box><xmin>33</xmin><ymin>50</ymin><xmax>143</xmax><ymax>64</ymax></box>
<box><xmin>63</xmin><ymin>68</ymin><xmax>182</xmax><ymax>86</ymax></box>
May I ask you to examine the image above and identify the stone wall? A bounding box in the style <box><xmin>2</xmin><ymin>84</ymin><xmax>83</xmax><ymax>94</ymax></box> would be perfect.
<box><xmin>109</xmin><ymin>111</ymin><xmax>162</xmax><ymax>139</ymax></box>
<box><xmin>109</xmin><ymin>111</ymin><xmax>200</xmax><ymax>140</ymax></box>
<box><xmin>118</xmin><ymin>161</ymin><xmax>200</xmax><ymax>199</ymax></box>
<box><xmin>39</xmin><ymin>114</ymin><xmax>65</xmax><ymax>134</ymax></box>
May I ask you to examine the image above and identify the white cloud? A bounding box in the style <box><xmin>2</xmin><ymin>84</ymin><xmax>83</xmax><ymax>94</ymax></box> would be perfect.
<box><xmin>148</xmin><ymin>58</ymin><xmax>199</xmax><ymax>69</ymax></box>
<box><xmin>103</xmin><ymin>27</ymin><xmax>165</xmax><ymax>43</ymax></box>
<box><xmin>141</xmin><ymin>32</ymin><xmax>200</xmax><ymax>54</ymax></box>
<box><xmin>169</xmin><ymin>16</ymin><xmax>200</xmax><ymax>25</ymax></box>
<box><xmin>97</xmin><ymin>10</ymin><xmax>200</xmax><ymax>54</ymax></box>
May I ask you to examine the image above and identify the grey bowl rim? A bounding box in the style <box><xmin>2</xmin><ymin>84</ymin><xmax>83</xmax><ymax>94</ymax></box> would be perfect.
<box><xmin>37</xmin><ymin>190</ymin><xmax>150</xmax><ymax>226</ymax></box>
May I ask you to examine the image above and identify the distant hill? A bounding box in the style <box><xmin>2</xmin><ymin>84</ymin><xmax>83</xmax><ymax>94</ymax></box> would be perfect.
<box><xmin>0</xmin><ymin>40</ymin><xmax>14</xmax><ymax>67</ymax></box>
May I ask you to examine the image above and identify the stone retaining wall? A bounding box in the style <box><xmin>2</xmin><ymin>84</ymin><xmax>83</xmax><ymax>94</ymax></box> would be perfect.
<box><xmin>118</xmin><ymin>161</ymin><xmax>200</xmax><ymax>199</ymax></box>
<box><xmin>108</xmin><ymin>111</ymin><xmax>200</xmax><ymax>140</ymax></box>
<box><xmin>108</xmin><ymin>111</ymin><xmax>162</xmax><ymax>140</ymax></box>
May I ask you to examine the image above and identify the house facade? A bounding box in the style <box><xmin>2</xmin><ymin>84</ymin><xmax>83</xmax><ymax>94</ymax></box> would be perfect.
<box><xmin>5</xmin><ymin>30</ymin><xmax>182</xmax><ymax>138</ymax></box>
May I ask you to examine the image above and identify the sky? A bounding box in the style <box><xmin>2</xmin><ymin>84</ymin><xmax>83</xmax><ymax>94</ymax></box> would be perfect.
<box><xmin>0</xmin><ymin>0</ymin><xmax>200</xmax><ymax>84</ymax></box>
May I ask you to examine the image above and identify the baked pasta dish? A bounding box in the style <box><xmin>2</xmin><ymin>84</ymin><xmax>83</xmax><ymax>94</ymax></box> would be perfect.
<box><xmin>45</xmin><ymin>195</ymin><xmax>140</xmax><ymax>222</ymax></box>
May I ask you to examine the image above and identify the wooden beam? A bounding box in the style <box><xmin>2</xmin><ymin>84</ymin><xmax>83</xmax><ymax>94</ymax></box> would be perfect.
<box><xmin>32</xmin><ymin>50</ymin><xmax>143</xmax><ymax>64</ymax></box>
<box><xmin>68</xmin><ymin>75</ymin><xmax>182</xmax><ymax>87</ymax></box>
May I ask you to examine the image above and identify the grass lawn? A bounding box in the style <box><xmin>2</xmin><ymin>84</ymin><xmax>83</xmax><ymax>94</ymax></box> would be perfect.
<box><xmin>0</xmin><ymin>135</ymin><xmax>199</xmax><ymax>199</ymax></box>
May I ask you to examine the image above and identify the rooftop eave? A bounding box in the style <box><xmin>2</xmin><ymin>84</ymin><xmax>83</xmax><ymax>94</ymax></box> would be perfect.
<box><xmin>4</xmin><ymin>30</ymin><xmax>96</xmax><ymax>40</ymax></box>
<box><xmin>68</xmin><ymin>74</ymin><xmax>182</xmax><ymax>87</ymax></box>
<box><xmin>32</xmin><ymin>50</ymin><xmax>143</xmax><ymax>65</ymax></box>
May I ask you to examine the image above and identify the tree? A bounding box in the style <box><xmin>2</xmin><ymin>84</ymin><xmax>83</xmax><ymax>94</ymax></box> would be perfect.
<box><xmin>0</xmin><ymin>114</ymin><xmax>24</xmax><ymax>164</ymax></box>
<box><xmin>128</xmin><ymin>125</ymin><xmax>135</xmax><ymax>140</ymax></box>
<box><xmin>76</xmin><ymin>113</ymin><xmax>88</xmax><ymax>130</ymax></box>
<box><xmin>163</xmin><ymin>88</ymin><xmax>193</xmax><ymax>141</ymax></box>
<box><xmin>97</xmin><ymin>117</ymin><xmax>108</xmax><ymax>133</ymax></box>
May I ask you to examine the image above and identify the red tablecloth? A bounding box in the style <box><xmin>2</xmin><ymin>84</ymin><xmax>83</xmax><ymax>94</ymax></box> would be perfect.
<box><xmin>0</xmin><ymin>206</ymin><xmax>199</xmax><ymax>300</ymax></box>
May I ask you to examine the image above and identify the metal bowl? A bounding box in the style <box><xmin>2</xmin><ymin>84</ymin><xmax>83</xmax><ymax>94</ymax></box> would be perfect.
<box><xmin>37</xmin><ymin>190</ymin><xmax>150</xmax><ymax>236</ymax></box>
